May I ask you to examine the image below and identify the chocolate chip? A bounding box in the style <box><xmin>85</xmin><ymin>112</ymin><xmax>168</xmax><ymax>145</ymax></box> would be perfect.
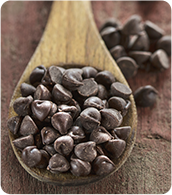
<box><xmin>100</xmin><ymin>108</ymin><xmax>123</xmax><ymax>130</ymax></box>
<box><xmin>70</xmin><ymin>158</ymin><xmax>91</xmax><ymax>176</ymax></box>
<box><xmin>150</xmin><ymin>49</ymin><xmax>169</xmax><ymax>71</ymax></box>
<box><xmin>57</xmin><ymin>104</ymin><xmax>78</xmax><ymax>118</ymax></box>
<box><xmin>144</xmin><ymin>20</ymin><xmax>164</xmax><ymax>40</ymax></box>
<box><xmin>117</xmin><ymin>57</ymin><xmax>138</xmax><ymax>79</ymax></box>
<box><xmin>100</xmin><ymin>27</ymin><xmax>121</xmax><ymax>49</ymax></box>
<box><xmin>78</xmin><ymin>78</ymin><xmax>98</xmax><ymax>97</ymax></box>
<box><xmin>20</xmin><ymin>83</ymin><xmax>36</xmax><ymax>97</ymax></box>
<box><xmin>113</xmin><ymin>126</ymin><xmax>131</xmax><ymax>141</ymax></box>
<box><xmin>99</xmin><ymin>18</ymin><xmax>121</xmax><ymax>32</ymax></box>
<box><xmin>82</xmin><ymin>66</ymin><xmax>98</xmax><ymax>79</ymax></box>
<box><xmin>68</xmin><ymin>126</ymin><xmax>85</xmax><ymax>143</ymax></box>
<box><xmin>34</xmin><ymin>84</ymin><xmax>52</xmax><ymax>101</ymax></box>
<box><xmin>29</xmin><ymin>65</ymin><xmax>46</xmax><ymax>87</ymax></box>
<box><xmin>52</xmin><ymin>83</ymin><xmax>72</xmax><ymax>104</ymax></box>
<box><xmin>95</xmin><ymin>70</ymin><xmax>115</xmax><ymax>89</ymax></box>
<box><xmin>110</xmin><ymin>82</ymin><xmax>132</xmax><ymax>99</ymax></box>
<box><xmin>43</xmin><ymin>144</ymin><xmax>57</xmax><ymax>156</ymax></box>
<box><xmin>80</xmin><ymin>107</ymin><xmax>101</xmax><ymax>133</ymax></box>
<box><xmin>62</xmin><ymin>69</ymin><xmax>83</xmax><ymax>91</ymax></box>
<box><xmin>41</xmin><ymin>127</ymin><xmax>60</xmax><ymax>145</ymax></box>
<box><xmin>22</xmin><ymin>146</ymin><xmax>42</xmax><ymax>168</ymax></box>
<box><xmin>74</xmin><ymin>141</ymin><xmax>97</xmax><ymax>162</ymax></box>
<box><xmin>51</xmin><ymin>112</ymin><xmax>73</xmax><ymax>135</ymax></box>
<box><xmin>121</xmin><ymin>15</ymin><xmax>143</xmax><ymax>35</ymax></box>
<box><xmin>83</xmin><ymin>96</ymin><xmax>104</xmax><ymax>110</ymax></box>
<box><xmin>54</xmin><ymin>135</ymin><xmax>74</xmax><ymax>156</ymax></box>
<box><xmin>110</xmin><ymin>45</ymin><xmax>127</xmax><ymax>60</ymax></box>
<box><xmin>36</xmin><ymin>149</ymin><xmax>50</xmax><ymax>169</ymax></box>
<box><xmin>7</xmin><ymin>116</ymin><xmax>21</xmax><ymax>135</ymax></box>
<box><xmin>48</xmin><ymin>65</ymin><xmax>63</xmax><ymax>84</ymax></box>
<box><xmin>93</xmin><ymin>155</ymin><xmax>115</xmax><ymax>176</ymax></box>
<box><xmin>97</xmin><ymin>84</ymin><xmax>108</xmax><ymax>100</ymax></box>
<box><xmin>47</xmin><ymin>153</ymin><xmax>70</xmax><ymax>173</ymax></box>
<box><xmin>12</xmin><ymin>134</ymin><xmax>34</xmax><ymax>150</ymax></box>
<box><xmin>104</xmin><ymin>138</ymin><xmax>126</xmax><ymax>159</ymax></box>
<box><xmin>13</xmin><ymin>95</ymin><xmax>33</xmax><ymax>116</ymax></box>
<box><xmin>128</xmin><ymin>51</ymin><xmax>151</xmax><ymax>66</ymax></box>
<box><xmin>134</xmin><ymin>85</ymin><xmax>158</xmax><ymax>107</ymax></box>
<box><xmin>156</xmin><ymin>35</ymin><xmax>171</xmax><ymax>56</ymax></box>
<box><xmin>19</xmin><ymin>115</ymin><xmax>39</xmax><ymax>136</ymax></box>
<box><xmin>90</xmin><ymin>126</ymin><xmax>112</xmax><ymax>144</ymax></box>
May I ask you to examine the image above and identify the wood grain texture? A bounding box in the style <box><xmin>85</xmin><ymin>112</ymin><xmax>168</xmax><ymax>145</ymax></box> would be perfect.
<box><xmin>1</xmin><ymin>1</ymin><xmax>171</xmax><ymax>194</ymax></box>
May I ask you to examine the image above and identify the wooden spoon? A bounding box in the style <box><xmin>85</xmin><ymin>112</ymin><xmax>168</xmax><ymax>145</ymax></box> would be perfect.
<box><xmin>8</xmin><ymin>1</ymin><xmax>137</xmax><ymax>186</ymax></box>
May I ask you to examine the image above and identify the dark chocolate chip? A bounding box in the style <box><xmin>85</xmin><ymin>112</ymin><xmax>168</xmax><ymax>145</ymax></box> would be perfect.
<box><xmin>12</xmin><ymin>134</ymin><xmax>34</xmax><ymax>150</ymax></box>
<box><xmin>43</xmin><ymin>144</ymin><xmax>57</xmax><ymax>156</ymax></box>
<box><xmin>22</xmin><ymin>146</ymin><xmax>42</xmax><ymax>168</ymax></box>
<box><xmin>113</xmin><ymin>126</ymin><xmax>131</xmax><ymax>141</ymax></box>
<box><xmin>110</xmin><ymin>45</ymin><xmax>127</xmax><ymax>60</ymax></box>
<box><xmin>99</xmin><ymin>18</ymin><xmax>121</xmax><ymax>32</ymax></box>
<box><xmin>117</xmin><ymin>57</ymin><xmax>138</xmax><ymax>79</ymax></box>
<box><xmin>78</xmin><ymin>78</ymin><xmax>98</xmax><ymax>97</ymax></box>
<box><xmin>97</xmin><ymin>84</ymin><xmax>108</xmax><ymax>100</ymax></box>
<box><xmin>156</xmin><ymin>35</ymin><xmax>171</xmax><ymax>56</ymax></box>
<box><xmin>36</xmin><ymin>149</ymin><xmax>50</xmax><ymax>169</ymax></box>
<box><xmin>68</xmin><ymin>126</ymin><xmax>85</xmax><ymax>143</ymax></box>
<box><xmin>41</xmin><ymin>127</ymin><xmax>60</xmax><ymax>145</ymax></box>
<box><xmin>54</xmin><ymin>135</ymin><xmax>74</xmax><ymax>156</ymax></box>
<box><xmin>13</xmin><ymin>95</ymin><xmax>33</xmax><ymax>116</ymax></box>
<box><xmin>100</xmin><ymin>108</ymin><xmax>123</xmax><ymax>130</ymax></box>
<box><xmin>74</xmin><ymin>141</ymin><xmax>97</xmax><ymax>162</ymax></box>
<box><xmin>95</xmin><ymin>70</ymin><xmax>115</xmax><ymax>89</ymax></box>
<box><xmin>70</xmin><ymin>158</ymin><xmax>91</xmax><ymax>176</ymax></box>
<box><xmin>34</xmin><ymin>133</ymin><xmax>43</xmax><ymax>149</ymax></box>
<box><xmin>47</xmin><ymin>153</ymin><xmax>70</xmax><ymax>173</ymax></box>
<box><xmin>104</xmin><ymin>138</ymin><xmax>126</xmax><ymax>159</ymax></box>
<box><xmin>150</xmin><ymin>49</ymin><xmax>169</xmax><ymax>71</ymax></box>
<box><xmin>7</xmin><ymin>116</ymin><xmax>21</xmax><ymax>135</ymax></box>
<box><xmin>110</xmin><ymin>82</ymin><xmax>132</xmax><ymax>99</ymax></box>
<box><xmin>83</xmin><ymin>96</ymin><xmax>104</xmax><ymax>110</ymax></box>
<box><xmin>19</xmin><ymin>115</ymin><xmax>39</xmax><ymax>136</ymax></box>
<box><xmin>93</xmin><ymin>155</ymin><xmax>115</xmax><ymax>176</ymax></box>
<box><xmin>134</xmin><ymin>85</ymin><xmax>158</xmax><ymax>107</ymax></box>
<box><xmin>128</xmin><ymin>51</ymin><xmax>151</xmax><ymax>66</ymax></box>
<box><xmin>51</xmin><ymin>112</ymin><xmax>73</xmax><ymax>135</ymax></box>
<box><xmin>57</xmin><ymin>104</ymin><xmax>78</xmax><ymax>118</ymax></box>
<box><xmin>48</xmin><ymin>65</ymin><xmax>63</xmax><ymax>84</ymax></box>
<box><xmin>90</xmin><ymin>126</ymin><xmax>113</xmax><ymax>144</ymax></box>
<box><xmin>82</xmin><ymin>66</ymin><xmax>98</xmax><ymax>79</ymax></box>
<box><xmin>20</xmin><ymin>83</ymin><xmax>36</xmax><ymax>97</ymax></box>
<box><xmin>34</xmin><ymin>84</ymin><xmax>52</xmax><ymax>101</ymax></box>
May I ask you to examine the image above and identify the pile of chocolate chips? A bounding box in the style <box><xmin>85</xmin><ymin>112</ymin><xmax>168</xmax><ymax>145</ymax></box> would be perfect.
<box><xmin>100</xmin><ymin>15</ymin><xmax>171</xmax><ymax>107</ymax></box>
<box><xmin>8</xmin><ymin>65</ymin><xmax>132</xmax><ymax>177</ymax></box>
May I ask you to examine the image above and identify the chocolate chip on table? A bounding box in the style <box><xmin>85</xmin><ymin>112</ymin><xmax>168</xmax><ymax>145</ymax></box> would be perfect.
<box><xmin>13</xmin><ymin>95</ymin><xmax>33</xmax><ymax>116</ymax></box>
<box><xmin>150</xmin><ymin>49</ymin><xmax>169</xmax><ymax>71</ymax></box>
<box><xmin>41</xmin><ymin>127</ymin><xmax>60</xmax><ymax>145</ymax></box>
<box><xmin>34</xmin><ymin>84</ymin><xmax>52</xmax><ymax>101</ymax></box>
<box><xmin>104</xmin><ymin>138</ymin><xmax>126</xmax><ymax>159</ymax></box>
<box><xmin>7</xmin><ymin>116</ymin><xmax>22</xmax><ymax>135</ymax></box>
<box><xmin>144</xmin><ymin>20</ymin><xmax>164</xmax><ymax>40</ymax></box>
<box><xmin>74</xmin><ymin>141</ymin><xmax>97</xmax><ymax>162</ymax></box>
<box><xmin>116</xmin><ymin>57</ymin><xmax>138</xmax><ymax>79</ymax></box>
<box><xmin>12</xmin><ymin>134</ymin><xmax>34</xmax><ymax>150</ymax></box>
<box><xmin>29</xmin><ymin>65</ymin><xmax>46</xmax><ymax>87</ymax></box>
<box><xmin>70</xmin><ymin>158</ymin><xmax>91</xmax><ymax>177</ymax></box>
<box><xmin>95</xmin><ymin>70</ymin><xmax>115</xmax><ymax>89</ymax></box>
<box><xmin>90</xmin><ymin>126</ymin><xmax>113</xmax><ymax>144</ymax></box>
<box><xmin>54</xmin><ymin>135</ymin><xmax>74</xmax><ymax>156</ymax></box>
<box><xmin>47</xmin><ymin>153</ymin><xmax>70</xmax><ymax>173</ymax></box>
<box><xmin>52</xmin><ymin>83</ymin><xmax>72</xmax><ymax>104</ymax></box>
<box><xmin>80</xmin><ymin>107</ymin><xmax>101</xmax><ymax>133</ymax></box>
<box><xmin>110</xmin><ymin>82</ymin><xmax>132</xmax><ymax>99</ymax></box>
<box><xmin>93</xmin><ymin>155</ymin><xmax>115</xmax><ymax>176</ymax></box>
<box><xmin>83</xmin><ymin>96</ymin><xmax>104</xmax><ymax>110</ymax></box>
<box><xmin>22</xmin><ymin>146</ymin><xmax>42</xmax><ymax>168</ymax></box>
<box><xmin>134</xmin><ymin>85</ymin><xmax>158</xmax><ymax>107</ymax></box>
<box><xmin>99</xmin><ymin>17</ymin><xmax>120</xmax><ymax>32</ymax></box>
<box><xmin>19</xmin><ymin>115</ymin><xmax>39</xmax><ymax>136</ymax></box>
<box><xmin>110</xmin><ymin>45</ymin><xmax>127</xmax><ymax>60</ymax></box>
<box><xmin>82</xmin><ymin>66</ymin><xmax>98</xmax><ymax>79</ymax></box>
<box><xmin>20</xmin><ymin>83</ymin><xmax>36</xmax><ymax>97</ymax></box>
<box><xmin>100</xmin><ymin>108</ymin><xmax>123</xmax><ymax>130</ymax></box>
<box><xmin>100</xmin><ymin>27</ymin><xmax>121</xmax><ymax>49</ymax></box>
<box><xmin>156</xmin><ymin>35</ymin><xmax>171</xmax><ymax>56</ymax></box>
<box><xmin>121</xmin><ymin>15</ymin><xmax>143</xmax><ymax>35</ymax></box>
<box><xmin>62</xmin><ymin>69</ymin><xmax>83</xmax><ymax>91</ymax></box>
<box><xmin>113</xmin><ymin>126</ymin><xmax>131</xmax><ymax>141</ymax></box>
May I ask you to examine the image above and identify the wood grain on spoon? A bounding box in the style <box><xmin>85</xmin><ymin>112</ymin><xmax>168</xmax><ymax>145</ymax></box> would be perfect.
<box><xmin>8</xmin><ymin>1</ymin><xmax>137</xmax><ymax>186</ymax></box>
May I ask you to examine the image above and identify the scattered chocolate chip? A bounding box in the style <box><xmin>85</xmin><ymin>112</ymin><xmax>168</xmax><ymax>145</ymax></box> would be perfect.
<box><xmin>110</xmin><ymin>45</ymin><xmax>127</xmax><ymax>60</ymax></box>
<box><xmin>156</xmin><ymin>35</ymin><xmax>171</xmax><ymax>56</ymax></box>
<box><xmin>128</xmin><ymin>51</ymin><xmax>151</xmax><ymax>66</ymax></box>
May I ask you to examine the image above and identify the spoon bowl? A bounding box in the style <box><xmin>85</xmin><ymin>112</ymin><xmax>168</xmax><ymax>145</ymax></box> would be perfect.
<box><xmin>8</xmin><ymin>1</ymin><xmax>137</xmax><ymax>186</ymax></box>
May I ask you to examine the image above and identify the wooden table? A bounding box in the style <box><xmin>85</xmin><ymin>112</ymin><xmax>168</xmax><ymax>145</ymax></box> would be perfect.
<box><xmin>1</xmin><ymin>1</ymin><xmax>171</xmax><ymax>194</ymax></box>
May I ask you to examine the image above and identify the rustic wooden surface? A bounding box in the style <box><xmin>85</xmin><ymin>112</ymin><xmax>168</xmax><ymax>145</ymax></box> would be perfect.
<box><xmin>1</xmin><ymin>1</ymin><xmax>171</xmax><ymax>194</ymax></box>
